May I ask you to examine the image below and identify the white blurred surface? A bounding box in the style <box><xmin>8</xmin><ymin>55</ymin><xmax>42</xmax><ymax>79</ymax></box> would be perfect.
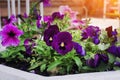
<box><xmin>0</xmin><ymin>65</ymin><xmax>120</xmax><ymax>80</ymax></box>
<box><xmin>88</xmin><ymin>18</ymin><xmax>120</xmax><ymax>29</ymax></box>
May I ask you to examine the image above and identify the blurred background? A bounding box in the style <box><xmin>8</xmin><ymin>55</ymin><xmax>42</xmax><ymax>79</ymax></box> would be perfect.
<box><xmin>0</xmin><ymin>0</ymin><xmax>120</xmax><ymax>20</ymax></box>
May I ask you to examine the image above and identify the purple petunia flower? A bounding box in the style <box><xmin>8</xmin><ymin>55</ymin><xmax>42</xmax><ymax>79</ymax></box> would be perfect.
<box><xmin>24</xmin><ymin>39</ymin><xmax>35</xmax><ymax>55</ymax></box>
<box><xmin>44</xmin><ymin>25</ymin><xmax>59</xmax><ymax>46</ymax></box>
<box><xmin>52</xmin><ymin>32</ymin><xmax>73</xmax><ymax>55</ymax></box>
<box><xmin>0</xmin><ymin>24</ymin><xmax>23</xmax><ymax>47</ymax></box>
<box><xmin>73</xmin><ymin>42</ymin><xmax>86</xmax><ymax>56</ymax></box>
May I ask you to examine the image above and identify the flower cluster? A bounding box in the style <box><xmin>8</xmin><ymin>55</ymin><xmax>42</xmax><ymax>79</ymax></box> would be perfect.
<box><xmin>43</xmin><ymin>24</ymin><xmax>85</xmax><ymax>55</ymax></box>
<box><xmin>0</xmin><ymin>1</ymin><xmax>120</xmax><ymax>76</ymax></box>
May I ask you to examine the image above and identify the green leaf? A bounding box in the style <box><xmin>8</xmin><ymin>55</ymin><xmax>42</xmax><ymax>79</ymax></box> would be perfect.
<box><xmin>98</xmin><ymin>43</ymin><xmax>110</xmax><ymax>50</ymax></box>
<box><xmin>67</xmin><ymin>65</ymin><xmax>72</xmax><ymax>73</ymax></box>
<box><xmin>108</xmin><ymin>53</ymin><xmax>116</xmax><ymax>63</ymax></box>
<box><xmin>40</xmin><ymin>64</ymin><xmax>46</xmax><ymax>72</ymax></box>
<box><xmin>0</xmin><ymin>50</ymin><xmax>12</xmax><ymax>58</ymax></box>
<box><xmin>73</xmin><ymin>57</ymin><xmax>82</xmax><ymax>67</ymax></box>
<box><xmin>47</xmin><ymin>60</ymin><xmax>62</xmax><ymax>71</ymax></box>
<box><xmin>28</xmin><ymin>62</ymin><xmax>41</xmax><ymax>70</ymax></box>
<box><xmin>115</xmin><ymin>57</ymin><xmax>120</xmax><ymax>62</ymax></box>
<box><xmin>113</xmin><ymin>66</ymin><xmax>120</xmax><ymax>70</ymax></box>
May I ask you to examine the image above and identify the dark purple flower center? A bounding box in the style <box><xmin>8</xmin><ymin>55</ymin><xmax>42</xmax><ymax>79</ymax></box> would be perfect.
<box><xmin>8</xmin><ymin>31</ymin><xmax>15</xmax><ymax>37</ymax></box>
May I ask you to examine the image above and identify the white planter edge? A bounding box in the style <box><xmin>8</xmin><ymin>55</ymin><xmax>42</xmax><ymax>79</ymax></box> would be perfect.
<box><xmin>0</xmin><ymin>64</ymin><xmax>120</xmax><ymax>80</ymax></box>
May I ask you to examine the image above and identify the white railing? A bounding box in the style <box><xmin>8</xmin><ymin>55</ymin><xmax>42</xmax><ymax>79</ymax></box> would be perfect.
<box><xmin>0</xmin><ymin>0</ymin><xmax>44</xmax><ymax>29</ymax></box>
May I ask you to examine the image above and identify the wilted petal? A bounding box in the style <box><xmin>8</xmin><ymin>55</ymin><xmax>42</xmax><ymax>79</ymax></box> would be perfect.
<box><xmin>105</xmin><ymin>26</ymin><xmax>113</xmax><ymax>37</ymax></box>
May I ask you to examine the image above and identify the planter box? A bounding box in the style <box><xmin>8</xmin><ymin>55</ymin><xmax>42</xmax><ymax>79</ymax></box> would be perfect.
<box><xmin>0</xmin><ymin>64</ymin><xmax>120</xmax><ymax>80</ymax></box>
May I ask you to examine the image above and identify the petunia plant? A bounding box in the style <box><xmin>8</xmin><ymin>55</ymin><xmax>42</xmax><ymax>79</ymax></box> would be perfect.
<box><xmin>0</xmin><ymin>0</ymin><xmax>120</xmax><ymax>76</ymax></box>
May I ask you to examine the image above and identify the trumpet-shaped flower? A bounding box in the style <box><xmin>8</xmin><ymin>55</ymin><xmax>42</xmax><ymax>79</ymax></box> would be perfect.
<box><xmin>44</xmin><ymin>25</ymin><xmax>59</xmax><ymax>46</ymax></box>
<box><xmin>59</xmin><ymin>5</ymin><xmax>78</xmax><ymax>21</ymax></box>
<box><xmin>0</xmin><ymin>24</ymin><xmax>23</xmax><ymax>47</ymax></box>
<box><xmin>52</xmin><ymin>32</ymin><xmax>73</xmax><ymax>55</ymax></box>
